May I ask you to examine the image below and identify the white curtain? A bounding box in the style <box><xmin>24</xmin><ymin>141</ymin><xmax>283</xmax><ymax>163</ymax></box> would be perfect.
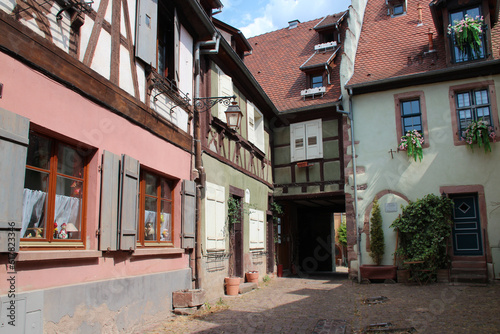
<box><xmin>21</xmin><ymin>189</ymin><xmax>47</xmax><ymax>237</ymax></box>
<box><xmin>54</xmin><ymin>194</ymin><xmax>81</xmax><ymax>231</ymax></box>
<box><xmin>160</xmin><ymin>213</ymin><xmax>171</xmax><ymax>241</ymax></box>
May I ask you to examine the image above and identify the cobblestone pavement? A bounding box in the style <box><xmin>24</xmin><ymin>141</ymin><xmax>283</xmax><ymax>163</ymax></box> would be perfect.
<box><xmin>142</xmin><ymin>275</ymin><xmax>500</xmax><ymax>334</ymax></box>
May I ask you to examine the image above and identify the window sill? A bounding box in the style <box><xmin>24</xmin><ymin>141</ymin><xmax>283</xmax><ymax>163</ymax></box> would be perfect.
<box><xmin>132</xmin><ymin>247</ymin><xmax>184</xmax><ymax>257</ymax></box>
<box><xmin>16</xmin><ymin>250</ymin><xmax>101</xmax><ymax>262</ymax></box>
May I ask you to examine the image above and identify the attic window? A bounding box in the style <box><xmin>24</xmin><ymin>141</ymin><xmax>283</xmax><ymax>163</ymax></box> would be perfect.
<box><xmin>387</xmin><ymin>0</ymin><xmax>406</xmax><ymax>17</ymax></box>
<box><xmin>288</xmin><ymin>20</ymin><xmax>299</xmax><ymax>29</ymax></box>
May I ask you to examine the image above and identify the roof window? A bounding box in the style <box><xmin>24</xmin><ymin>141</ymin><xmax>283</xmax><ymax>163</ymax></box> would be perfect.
<box><xmin>386</xmin><ymin>0</ymin><xmax>406</xmax><ymax>17</ymax></box>
<box><xmin>288</xmin><ymin>19</ymin><xmax>300</xmax><ymax>29</ymax></box>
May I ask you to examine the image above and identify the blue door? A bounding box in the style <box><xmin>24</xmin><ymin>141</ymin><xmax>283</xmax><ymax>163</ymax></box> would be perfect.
<box><xmin>450</xmin><ymin>194</ymin><xmax>483</xmax><ymax>256</ymax></box>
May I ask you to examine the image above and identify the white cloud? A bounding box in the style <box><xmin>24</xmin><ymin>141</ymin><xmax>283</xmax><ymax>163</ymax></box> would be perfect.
<box><xmin>238</xmin><ymin>0</ymin><xmax>351</xmax><ymax>37</ymax></box>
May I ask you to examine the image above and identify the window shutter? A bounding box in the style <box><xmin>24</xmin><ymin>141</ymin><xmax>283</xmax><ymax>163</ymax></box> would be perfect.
<box><xmin>290</xmin><ymin>123</ymin><xmax>306</xmax><ymax>162</ymax></box>
<box><xmin>258</xmin><ymin>210</ymin><xmax>265</xmax><ymax>249</ymax></box>
<box><xmin>249</xmin><ymin>209</ymin><xmax>265</xmax><ymax>249</ymax></box>
<box><xmin>305</xmin><ymin>120</ymin><xmax>323</xmax><ymax>159</ymax></box>
<box><xmin>119</xmin><ymin>154</ymin><xmax>139</xmax><ymax>251</ymax></box>
<box><xmin>218</xmin><ymin>67</ymin><xmax>233</xmax><ymax>122</ymax></box>
<box><xmin>205</xmin><ymin>182</ymin><xmax>225</xmax><ymax>250</ymax></box>
<box><xmin>0</xmin><ymin>108</ymin><xmax>29</xmax><ymax>253</ymax></box>
<box><xmin>174</xmin><ymin>8</ymin><xmax>180</xmax><ymax>84</ymax></box>
<box><xmin>181</xmin><ymin>180</ymin><xmax>196</xmax><ymax>249</ymax></box>
<box><xmin>99</xmin><ymin>150</ymin><xmax>121</xmax><ymax>251</ymax></box>
<box><xmin>135</xmin><ymin>0</ymin><xmax>158</xmax><ymax>65</ymax></box>
<box><xmin>247</xmin><ymin>101</ymin><xmax>255</xmax><ymax>144</ymax></box>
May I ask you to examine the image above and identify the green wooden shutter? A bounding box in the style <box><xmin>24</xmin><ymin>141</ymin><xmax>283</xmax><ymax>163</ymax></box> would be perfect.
<box><xmin>0</xmin><ymin>108</ymin><xmax>29</xmax><ymax>252</ymax></box>
<box><xmin>181</xmin><ymin>180</ymin><xmax>196</xmax><ymax>249</ymax></box>
<box><xmin>99</xmin><ymin>150</ymin><xmax>121</xmax><ymax>251</ymax></box>
<box><xmin>119</xmin><ymin>154</ymin><xmax>139</xmax><ymax>251</ymax></box>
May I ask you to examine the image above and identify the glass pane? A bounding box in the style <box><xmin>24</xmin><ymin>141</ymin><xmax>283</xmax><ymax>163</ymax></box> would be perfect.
<box><xmin>308</xmin><ymin>136</ymin><xmax>317</xmax><ymax>146</ymax></box>
<box><xmin>295</xmin><ymin>138</ymin><xmax>304</xmax><ymax>148</ymax></box>
<box><xmin>475</xmin><ymin>90</ymin><xmax>489</xmax><ymax>105</ymax></box>
<box><xmin>57</xmin><ymin>144</ymin><xmax>84</xmax><ymax>178</ymax></box>
<box><xmin>160</xmin><ymin>178</ymin><xmax>172</xmax><ymax>200</ymax></box>
<box><xmin>457</xmin><ymin>93</ymin><xmax>470</xmax><ymax>108</ymax></box>
<box><xmin>393</xmin><ymin>4</ymin><xmax>404</xmax><ymax>15</ymax></box>
<box><xmin>466</xmin><ymin>7</ymin><xmax>480</xmax><ymax>18</ymax></box>
<box><xmin>144</xmin><ymin>197</ymin><xmax>157</xmax><ymax>241</ymax></box>
<box><xmin>22</xmin><ymin>170</ymin><xmax>49</xmax><ymax>239</ymax></box>
<box><xmin>160</xmin><ymin>200</ymin><xmax>172</xmax><ymax>242</ymax></box>
<box><xmin>311</xmin><ymin>76</ymin><xmax>323</xmax><ymax>88</ymax></box>
<box><xmin>411</xmin><ymin>100</ymin><xmax>420</xmax><ymax>113</ymax></box>
<box><xmin>54</xmin><ymin>176</ymin><xmax>82</xmax><ymax>240</ymax></box>
<box><xmin>26</xmin><ymin>133</ymin><xmax>51</xmax><ymax>170</ymax></box>
<box><xmin>401</xmin><ymin>101</ymin><xmax>411</xmax><ymax>116</ymax></box>
<box><xmin>145</xmin><ymin>172</ymin><xmax>158</xmax><ymax>196</ymax></box>
<box><xmin>450</xmin><ymin>11</ymin><xmax>464</xmax><ymax>25</ymax></box>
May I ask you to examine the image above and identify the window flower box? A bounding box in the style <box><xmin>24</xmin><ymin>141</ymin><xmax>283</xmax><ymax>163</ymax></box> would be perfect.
<box><xmin>462</xmin><ymin>119</ymin><xmax>496</xmax><ymax>152</ymax></box>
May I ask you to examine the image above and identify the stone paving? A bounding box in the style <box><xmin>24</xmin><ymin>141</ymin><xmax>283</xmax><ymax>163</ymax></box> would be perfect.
<box><xmin>141</xmin><ymin>274</ymin><xmax>500</xmax><ymax>334</ymax></box>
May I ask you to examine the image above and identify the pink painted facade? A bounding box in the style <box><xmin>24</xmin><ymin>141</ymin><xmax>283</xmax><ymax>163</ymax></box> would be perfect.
<box><xmin>0</xmin><ymin>52</ymin><xmax>191</xmax><ymax>295</ymax></box>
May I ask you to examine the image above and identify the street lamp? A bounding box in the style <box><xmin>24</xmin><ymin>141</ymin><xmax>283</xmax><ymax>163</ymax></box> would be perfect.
<box><xmin>224</xmin><ymin>101</ymin><xmax>243</xmax><ymax>130</ymax></box>
<box><xmin>193</xmin><ymin>95</ymin><xmax>243</xmax><ymax>131</ymax></box>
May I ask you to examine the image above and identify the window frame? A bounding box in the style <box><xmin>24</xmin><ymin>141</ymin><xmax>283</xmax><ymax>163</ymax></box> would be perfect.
<box><xmin>394</xmin><ymin>91</ymin><xmax>429</xmax><ymax>149</ymax></box>
<box><xmin>448</xmin><ymin>5</ymin><xmax>487</xmax><ymax>64</ymax></box>
<box><xmin>137</xmin><ymin>169</ymin><xmax>175</xmax><ymax>246</ymax></box>
<box><xmin>449</xmin><ymin>81</ymin><xmax>499</xmax><ymax>146</ymax></box>
<box><xmin>310</xmin><ymin>73</ymin><xmax>324</xmax><ymax>89</ymax></box>
<box><xmin>21</xmin><ymin>131</ymin><xmax>89</xmax><ymax>247</ymax></box>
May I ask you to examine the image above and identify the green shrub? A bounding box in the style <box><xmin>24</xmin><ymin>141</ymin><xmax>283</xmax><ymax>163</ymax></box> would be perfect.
<box><xmin>369</xmin><ymin>199</ymin><xmax>385</xmax><ymax>265</ymax></box>
<box><xmin>391</xmin><ymin>194</ymin><xmax>453</xmax><ymax>282</ymax></box>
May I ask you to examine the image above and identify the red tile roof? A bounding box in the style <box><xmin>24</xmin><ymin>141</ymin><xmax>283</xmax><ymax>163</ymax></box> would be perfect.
<box><xmin>245</xmin><ymin>12</ymin><xmax>348</xmax><ymax>113</ymax></box>
<box><xmin>348</xmin><ymin>0</ymin><xmax>500</xmax><ymax>87</ymax></box>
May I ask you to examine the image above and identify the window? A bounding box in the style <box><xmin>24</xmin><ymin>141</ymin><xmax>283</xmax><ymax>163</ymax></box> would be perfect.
<box><xmin>311</xmin><ymin>75</ymin><xmax>324</xmax><ymax>88</ymax></box>
<box><xmin>138</xmin><ymin>171</ymin><xmax>174</xmax><ymax>245</ymax></box>
<box><xmin>449</xmin><ymin>6</ymin><xmax>486</xmax><ymax>63</ymax></box>
<box><xmin>401</xmin><ymin>99</ymin><xmax>423</xmax><ymax>134</ymax></box>
<box><xmin>247</xmin><ymin>101</ymin><xmax>265</xmax><ymax>152</ymax></box>
<box><xmin>249</xmin><ymin>209</ymin><xmax>265</xmax><ymax>249</ymax></box>
<box><xmin>456</xmin><ymin>89</ymin><xmax>491</xmax><ymax>138</ymax></box>
<box><xmin>387</xmin><ymin>0</ymin><xmax>406</xmax><ymax>17</ymax></box>
<box><xmin>21</xmin><ymin>132</ymin><xmax>87</xmax><ymax>243</ymax></box>
<box><xmin>290</xmin><ymin>119</ymin><xmax>323</xmax><ymax>162</ymax></box>
<box><xmin>393</xmin><ymin>3</ymin><xmax>404</xmax><ymax>15</ymax></box>
<box><xmin>205</xmin><ymin>182</ymin><xmax>226</xmax><ymax>250</ymax></box>
<box><xmin>449</xmin><ymin>81</ymin><xmax>499</xmax><ymax>146</ymax></box>
<box><xmin>217</xmin><ymin>65</ymin><xmax>233</xmax><ymax>122</ymax></box>
<box><xmin>394</xmin><ymin>91</ymin><xmax>429</xmax><ymax>147</ymax></box>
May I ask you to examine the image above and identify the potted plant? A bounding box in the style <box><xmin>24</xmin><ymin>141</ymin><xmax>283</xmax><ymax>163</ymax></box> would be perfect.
<box><xmin>399</xmin><ymin>130</ymin><xmax>424</xmax><ymax>162</ymax></box>
<box><xmin>360</xmin><ymin>199</ymin><xmax>397</xmax><ymax>281</ymax></box>
<box><xmin>447</xmin><ymin>15</ymin><xmax>484</xmax><ymax>55</ymax></box>
<box><xmin>245</xmin><ymin>271</ymin><xmax>259</xmax><ymax>283</ymax></box>
<box><xmin>224</xmin><ymin>197</ymin><xmax>242</xmax><ymax>295</ymax></box>
<box><xmin>462</xmin><ymin>118</ymin><xmax>496</xmax><ymax>152</ymax></box>
<box><xmin>391</xmin><ymin>194</ymin><xmax>453</xmax><ymax>283</ymax></box>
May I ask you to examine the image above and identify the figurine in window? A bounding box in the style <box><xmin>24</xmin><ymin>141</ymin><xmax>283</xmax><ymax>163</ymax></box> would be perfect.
<box><xmin>58</xmin><ymin>223</ymin><xmax>68</xmax><ymax>239</ymax></box>
<box><xmin>144</xmin><ymin>222</ymin><xmax>154</xmax><ymax>240</ymax></box>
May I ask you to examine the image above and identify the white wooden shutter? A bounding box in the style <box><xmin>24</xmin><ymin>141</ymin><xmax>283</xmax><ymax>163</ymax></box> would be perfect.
<box><xmin>0</xmin><ymin>108</ymin><xmax>29</xmax><ymax>252</ymax></box>
<box><xmin>99</xmin><ymin>150</ymin><xmax>121</xmax><ymax>251</ymax></box>
<box><xmin>205</xmin><ymin>182</ymin><xmax>225</xmax><ymax>250</ymax></box>
<box><xmin>181</xmin><ymin>180</ymin><xmax>196</xmax><ymax>249</ymax></box>
<box><xmin>290</xmin><ymin>123</ymin><xmax>306</xmax><ymax>162</ymax></box>
<box><xmin>119</xmin><ymin>155</ymin><xmax>139</xmax><ymax>251</ymax></box>
<box><xmin>247</xmin><ymin>101</ymin><xmax>255</xmax><ymax>144</ymax></box>
<box><xmin>305</xmin><ymin>120</ymin><xmax>323</xmax><ymax>159</ymax></box>
<box><xmin>217</xmin><ymin>67</ymin><xmax>232</xmax><ymax>122</ymax></box>
<box><xmin>135</xmin><ymin>0</ymin><xmax>158</xmax><ymax>66</ymax></box>
<box><xmin>249</xmin><ymin>209</ymin><xmax>265</xmax><ymax>249</ymax></box>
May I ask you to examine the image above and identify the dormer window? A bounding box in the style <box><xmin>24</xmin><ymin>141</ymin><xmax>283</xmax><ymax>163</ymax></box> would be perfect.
<box><xmin>387</xmin><ymin>0</ymin><xmax>406</xmax><ymax>17</ymax></box>
<box><xmin>448</xmin><ymin>6</ymin><xmax>487</xmax><ymax>63</ymax></box>
<box><xmin>311</xmin><ymin>74</ymin><xmax>324</xmax><ymax>88</ymax></box>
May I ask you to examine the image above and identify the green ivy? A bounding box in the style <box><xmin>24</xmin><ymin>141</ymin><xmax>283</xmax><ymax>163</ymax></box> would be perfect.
<box><xmin>369</xmin><ymin>199</ymin><xmax>385</xmax><ymax>265</ymax></box>
<box><xmin>338</xmin><ymin>218</ymin><xmax>347</xmax><ymax>247</ymax></box>
<box><xmin>391</xmin><ymin>194</ymin><xmax>453</xmax><ymax>282</ymax></box>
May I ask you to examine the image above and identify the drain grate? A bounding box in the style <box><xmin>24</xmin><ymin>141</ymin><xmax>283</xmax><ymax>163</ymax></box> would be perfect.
<box><xmin>312</xmin><ymin>319</ymin><xmax>347</xmax><ymax>334</ymax></box>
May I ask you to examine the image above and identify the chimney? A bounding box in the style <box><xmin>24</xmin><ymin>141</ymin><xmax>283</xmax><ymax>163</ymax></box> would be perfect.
<box><xmin>288</xmin><ymin>20</ymin><xmax>300</xmax><ymax>29</ymax></box>
<box><xmin>428</xmin><ymin>28</ymin><xmax>434</xmax><ymax>52</ymax></box>
<box><xmin>417</xmin><ymin>3</ymin><xmax>423</xmax><ymax>25</ymax></box>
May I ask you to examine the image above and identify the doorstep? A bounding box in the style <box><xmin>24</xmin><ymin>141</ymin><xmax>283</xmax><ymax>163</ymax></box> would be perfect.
<box><xmin>239</xmin><ymin>282</ymin><xmax>258</xmax><ymax>294</ymax></box>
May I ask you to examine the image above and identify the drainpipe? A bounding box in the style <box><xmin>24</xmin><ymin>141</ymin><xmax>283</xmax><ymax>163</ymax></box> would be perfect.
<box><xmin>336</xmin><ymin>90</ymin><xmax>361</xmax><ymax>283</ymax></box>
<box><xmin>193</xmin><ymin>33</ymin><xmax>221</xmax><ymax>289</ymax></box>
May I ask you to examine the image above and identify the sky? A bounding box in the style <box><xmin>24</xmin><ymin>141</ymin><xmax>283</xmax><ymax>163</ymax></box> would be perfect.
<box><xmin>213</xmin><ymin>0</ymin><xmax>352</xmax><ymax>38</ymax></box>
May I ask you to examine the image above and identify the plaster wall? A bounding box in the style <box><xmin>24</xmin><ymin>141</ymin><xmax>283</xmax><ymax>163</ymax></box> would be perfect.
<box><xmin>351</xmin><ymin>76</ymin><xmax>500</xmax><ymax>272</ymax></box>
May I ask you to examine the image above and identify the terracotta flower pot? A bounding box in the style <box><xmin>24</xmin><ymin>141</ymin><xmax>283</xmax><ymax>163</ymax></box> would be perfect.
<box><xmin>225</xmin><ymin>277</ymin><xmax>240</xmax><ymax>296</ymax></box>
<box><xmin>277</xmin><ymin>264</ymin><xmax>283</xmax><ymax>277</ymax></box>
<box><xmin>245</xmin><ymin>271</ymin><xmax>259</xmax><ymax>283</ymax></box>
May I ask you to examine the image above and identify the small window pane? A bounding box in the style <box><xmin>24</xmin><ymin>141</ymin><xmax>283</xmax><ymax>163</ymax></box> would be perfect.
<box><xmin>57</xmin><ymin>144</ymin><xmax>84</xmax><ymax>178</ymax></box>
<box><xmin>54</xmin><ymin>177</ymin><xmax>82</xmax><ymax>240</ymax></box>
<box><xmin>295</xmin><ymin>138</ymin><xmax>304</xmax><ymax>148</ymax></box>
<box><xmin>145</xmin><ymin>173</ymin><xmax>158</xmax><ymax>196</ymax></box>
<box><xmin>477</xmin><ymin>107</ymin><xmax>491</xmax><ymax>124</ymax></box>
<box><xmin>308</xmin><ymin>136</ymin><xmax>317</xmax><ymax>146</ymax></box>
<box><xmin>311</xmin><ymin>75</ymin><xmax>323</xmax><ymax>88</ymax></box>
<box><xmin>160</xmin><ymin>201</ymin><xmax>172</xmax><ymax>242</ymax></box>
<box><xmin>22</xmin><ymin>170</ymin><xmax>49</xmax><ymax>239</ymax></box>
<box><xmin>393</xmin><ymin>4</ymin><xmax>404</xmax><ymax>15</ymax></box>
<box><xmin>144</xmin><ymin>197</ymin><xmax>157</xmax><ymax>240</ymax></box>
<box><xmin>26</xmin><ymin>134</ymin><xmax>51</xmax><ymax>170</ymax></box>
<box><xmin>475</xmin><ymin>90</ymin><xmax>489</xmax><ymax>105</ymax></box>
<box><xmin>466</xmin><ymin>7</ymin><xmax>480</xmax><ymax>18</ymax></box>
<box><xmin>457</xmin><ymin>93</ymin><xmax>470</xmax><ymax>108</ymax></box>
<box><xmin>160</xmin><ymin>179</ymin><xmax>172</xmax><ymax>200</ymax></box>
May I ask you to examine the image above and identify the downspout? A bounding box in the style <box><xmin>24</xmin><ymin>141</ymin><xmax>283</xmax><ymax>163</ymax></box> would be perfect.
<box><xmin>325</xmin><ymin>64</ymin><xmax>331</xmax><ymax>85</ymax></box>
<box><xmin>337</xmin><ymin>89</ymin><xmax>361</xmax><ymax>283</ymax></box>
<box><xmin>193</xmin><ymin>33</ymin><xmax>221</xmax><ymax>289</ymax></box>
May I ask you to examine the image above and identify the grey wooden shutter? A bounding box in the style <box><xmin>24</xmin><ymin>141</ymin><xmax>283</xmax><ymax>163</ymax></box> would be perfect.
<box><xmin>119</xmin><ymin>154</ymin><xmax>139</xmax><ymax>251</ymax></box>
<box><xmin>181</xmin><ymin>180</ymin><xmax>196</xmax><ymax>249</ymax></box>
<box><xmin>99</xmin><ymin>150</ymin><xmax>121</xmax><ymax>251</ymax></box>
<box><xmin>174</xmin><ymin>8</ymin><xmax>180</xmax><ymax>84</ymax></box>
<box><xmin>0</xmin><ymin>108</ymin><xmax>29</xmax><ymax>252</ymax></box>
<box><xmin>135</xmin><ymin>0</ymin><xmax>158</xmax><ymax>65</ymax></box>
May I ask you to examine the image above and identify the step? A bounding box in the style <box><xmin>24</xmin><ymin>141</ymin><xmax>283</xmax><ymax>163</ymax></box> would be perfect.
<box><xmin>450</xmin><ymin>273</ymin><xmax>487</xmax><ymax>284</ymax></box>
<box><xmin>239</xmin><ymin>282</ymin><xmax>258</xmax><ymax>294</ymax></box>
<box><xmin>451</xmin><ymin>267</ymin><xmax>487</xmax><ymax>275</ymax></box>
<box><xmin>451</xmin><ymin>255</ymin><xmax>486</xmax><ymax>262</ymax></box>
<box><xmin>451</xmin><ymin>261</ymin><xmax>487</xmax><ymax>269</ymax></box>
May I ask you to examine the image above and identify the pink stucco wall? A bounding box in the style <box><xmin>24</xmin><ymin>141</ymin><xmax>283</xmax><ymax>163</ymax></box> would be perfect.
<box><xmin>0</xmin><ymin>53</ymin><xmax>192</xmax><ymax>294</ymax></box>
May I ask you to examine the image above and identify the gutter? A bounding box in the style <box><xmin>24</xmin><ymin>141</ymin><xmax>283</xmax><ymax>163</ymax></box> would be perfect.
<box><xmin>336</xmin><ymin>91</ymin><xmax>361</xmax><ymax>284</ymax></box>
